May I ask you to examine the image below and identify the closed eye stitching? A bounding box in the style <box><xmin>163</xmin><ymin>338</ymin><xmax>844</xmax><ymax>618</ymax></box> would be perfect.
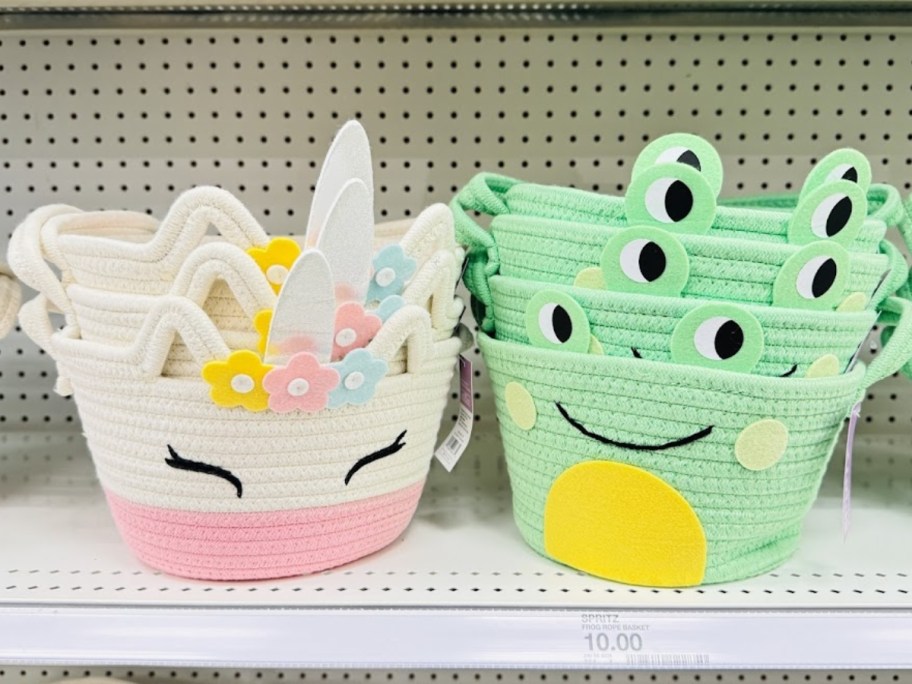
<box><xmin>165</xmin><ymin>445</ymin><xmax>243</xmax><ymax>498</ymax></box>
<box><xmin>556</xmin><ymin>402</ymin><xmax>713</xmax><ymax>451</ymax></box>
<box><xmin>345</xmin><ymin>430</ymin><xmax>407</xmax><ymax>486</ymax></box>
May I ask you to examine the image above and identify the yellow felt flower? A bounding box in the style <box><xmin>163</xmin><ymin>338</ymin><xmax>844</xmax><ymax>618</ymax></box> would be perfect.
<box><xmin>247</xmin><ymin>237</ymin><xmax>302</xmax><ymax>293</ymax></box>
<box><xmin>201</xmin><ymin>350</ymin><xmax>274</xmax><ymax>412</ymax></box>
<box><xmin>254</xmin><ymin>309</ymin><xmax>273</xmax><ymax>355</ymax></box>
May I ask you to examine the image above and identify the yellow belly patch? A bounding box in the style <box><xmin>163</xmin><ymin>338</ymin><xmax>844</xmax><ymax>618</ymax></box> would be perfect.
<box><xmin>544</xmin><ymin>461</ymin><xmax>706</xmax><ymax>587</ymax></box>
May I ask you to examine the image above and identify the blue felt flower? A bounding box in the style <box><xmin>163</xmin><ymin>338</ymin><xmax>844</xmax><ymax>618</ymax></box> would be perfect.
<box><xmin>375</xmin><ymin>295</ymin><xmax>405</xmax><ymax>322</ymax></box>
<box><xmin>367</xmin><ymin>245</ymin><xmax>417</xmax><ymax>304</ymax></box>
<box><xmin>328</xmin><ymin>348</ymin><xmax>389</xmax><ymax>408</ymax></box>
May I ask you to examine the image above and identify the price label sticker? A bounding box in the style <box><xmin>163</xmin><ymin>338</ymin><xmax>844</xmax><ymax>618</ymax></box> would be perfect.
<box><xmin>578</xmin><ymin>613</ymin><xmax>709</xmax><ymax>667</ymax></box>
<box><xmin>434</xmin><ymin>354</ymin><xmax>473</xmax><ymax>471</ymax></box>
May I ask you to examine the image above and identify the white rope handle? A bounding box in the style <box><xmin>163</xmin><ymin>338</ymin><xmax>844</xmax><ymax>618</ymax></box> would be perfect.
<box><xmin>367</xmin><ymin>304</ymin><xmax>433</xmax><ymax>373</ymax></box>
<box><xmin>402</xmin><ymin>248</ymin><xmax>464</xmax><ymax>330</ymax></box>
<box><xmin>171</xmin><ymin>242</ymin><xmax>277</xmax><ymax>319</ymax></box>
<box><xmin>53</xmin><ymin>187</ymin><xmax>271</xmax><ymax>276</ymax></box>
<box><xmin>0</xmin><ymin>272</ymin><xmax>21</xmax><ymax>339</ymax></box>
<box><xmin>48</xmin><ymin>296</ymin><xmax>230</xmax><ymax>381</ymax></box>
<box><xmin>8</xmin><ymin>204</ymin><xmax>83</xmax><ymax>314</ymax></box>
<box><xmin>399</xmin><ymin>203</ymin><xmax>456</xmax><ymax>267</ymax></box>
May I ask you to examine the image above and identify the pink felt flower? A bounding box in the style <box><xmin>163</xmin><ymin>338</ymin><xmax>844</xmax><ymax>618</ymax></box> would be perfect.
<box><xmin>263</xmin><ymin>352</ymin><xmax>340</xmax><ymax>414</ymax></box>
<box><xmin>332</xmin><ymin>302</ymin><xmax>382</xmax><ymax>361</ymax></box>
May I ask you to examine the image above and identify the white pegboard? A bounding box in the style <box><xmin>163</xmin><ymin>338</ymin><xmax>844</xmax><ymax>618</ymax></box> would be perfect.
<box><xmin>1</xmin><ymin>13</ymin><xmax>912</xmax><ymax>670</ymax></box>
<box><xmin>0</xmin><ymin>18</ymin><xmax>910</xmax><ymax>430</ymax></box>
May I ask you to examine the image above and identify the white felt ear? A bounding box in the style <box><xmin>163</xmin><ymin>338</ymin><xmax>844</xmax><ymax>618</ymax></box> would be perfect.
<box><xmin>306</xmin><ymin>120</ymin><xmax>373</xmax><ymax>247</ymax></box>
<box><xmin>265</xmin><ymin>249</ymin><xmax>335</xmax><ymax>365</ymax></box>
<box><xmin>316</xmin><ymin>178</ymin><xmax>374</xmax><ymax>304</ymax></box>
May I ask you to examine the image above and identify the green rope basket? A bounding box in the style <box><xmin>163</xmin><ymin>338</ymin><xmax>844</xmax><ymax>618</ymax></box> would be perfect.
<box><xmin>489</xmin><ymin>274</ymin><xmax>879</xmax><ymax>379</ymax></box>
<box><xmin>464</xmin><ymin>214</ymin><xmax>904</xmax><ymax>333</ymax></box>
<box><xmin>480</xmin><ymin>294</ymin><xmax>912</xmax><ymax>586</ymax></box>
<box><xmin>487</xmin><ymin>176</ymin><xmax>900</xmax><ymax>253</ymax></box>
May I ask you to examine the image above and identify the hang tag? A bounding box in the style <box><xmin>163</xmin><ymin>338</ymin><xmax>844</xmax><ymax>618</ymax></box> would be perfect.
<box><xmin>434</xmin><ymin>354</ymin><xmax>474</xmax><ymax>472</ymax></box>
<box><xmin>842</xmin><ymin>401</ymin><xmax>862</xmax><ymax>539</ymax></box>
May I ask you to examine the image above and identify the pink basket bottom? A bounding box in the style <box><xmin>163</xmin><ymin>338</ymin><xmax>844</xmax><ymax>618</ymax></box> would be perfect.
<box><xmin>105</xmin><ymin>480</ymin><xmax>426</xmax><ymax>580</ymax></box>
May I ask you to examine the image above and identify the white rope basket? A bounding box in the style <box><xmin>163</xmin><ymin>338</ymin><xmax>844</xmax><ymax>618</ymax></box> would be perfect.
<box><xmin>10</xmin><ymin>192</ymin><xmax>464</xmax><ymax>378</ymax></box>
<box><xmin>19</xmin><ymin>292</ymin><xmax>463</xmax><ymax>581</ymax></box>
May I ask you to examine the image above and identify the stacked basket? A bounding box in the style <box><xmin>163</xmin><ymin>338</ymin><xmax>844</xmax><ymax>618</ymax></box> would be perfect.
<box><xmin>9</xmin><ymin>121</ymin><xmax>466</xmax><ymax>581</ymax></box>
<box><xmin>455</xmin><ymin>134</ymin><xmax>912</xmax><ymax>586</ymax></box>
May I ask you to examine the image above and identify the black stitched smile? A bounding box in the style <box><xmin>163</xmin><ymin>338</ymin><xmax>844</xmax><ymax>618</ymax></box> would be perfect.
<box><xmin>345</xmin><ymin>430</ymin><xmax>407</xmax><ymax>486</ymax></box>
<box><xmin>555</xmin><ymin>402</ymin><xmax>713</xmax><ymax>451</ymax></box>
<box><xmin>165</xmin><ymin>445</ymin><xmax>243</xmax><ymax>498</ymax></box>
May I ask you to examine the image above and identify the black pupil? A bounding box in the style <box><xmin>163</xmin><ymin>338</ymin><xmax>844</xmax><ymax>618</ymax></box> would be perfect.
<box><xmin>714</xmin><ymin>320</ymin><xmax>744</xmax><ymax>360</ymax></box>
<box><xmin>812</xmin><ymin>258</ymin><xmax>838</xmax><ymax>298</ymax></box>
<box><xmin>676</xmin><ymin>149</ymin><xmax>702</xmax><ymax>171</ymax></box>
<box><xmin>639</xmin><ymin>242</ymin><xmax>667</xmax><ymax>282</ymax></box>
<box><xmin>825</xmin><ymin>196</ymin><xmax>852</xmax><ymax>236</ymax></box>
<box><xmin>552</xmin><ymin>305</ymin><xmax>573</xmax><ymax>344</ymax></box>
<box><xmin>665</xmin><ymin>180</ymin><xmax>694</xmax><ymax>222</ymax></box>
<box><xmin>841</xmin><ymin>166</ymin><xmax>858</xmax><ymax>183</ymax></box>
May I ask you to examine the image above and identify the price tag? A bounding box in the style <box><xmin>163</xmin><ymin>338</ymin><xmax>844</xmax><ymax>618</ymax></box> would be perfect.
<box><xmin>578</xmin><ymin>612</ymin><xmax>709</xmax><ymax>667</ymax></box>
<box><xmin>434</xmin><ymin>354</ymin><xmax>473</xmax><ymax>471</ymax></box>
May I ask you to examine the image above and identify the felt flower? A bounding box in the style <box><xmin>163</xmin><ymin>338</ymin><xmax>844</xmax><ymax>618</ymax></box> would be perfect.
<box><xmin>202</xmin><ymin>350</ymin><xmax>273</xmax><ymax>412</ymax></box>
<box><xmin>328</xmin><ymin>348</ymin><xmax>388</xmax><ymax>408</ymax></box>
<box><xmin>375</xmin><ymin>295</ymin><xmax>405</xmax><ymax>322</ymax></box>
<box><xmin>367</xmin><ymin>244</ymin><xmax>416</xmax><ymax>303</ymax></box>
<box><xmin>332</xmin><ymin>302</ymin><xmax>382</xmax><ymax>361</ymax></box>
<box><xmin>263</xmin><ymin>352</ymin><xmax>340</xmax><ymax>414</ymax></box>
<box><xmin>247</xmin><ymin>237</ymin><xmax>302</xmax><ymax>294</ymax></box>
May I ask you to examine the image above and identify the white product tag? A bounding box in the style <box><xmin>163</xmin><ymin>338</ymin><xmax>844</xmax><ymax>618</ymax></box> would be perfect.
<box><xmin>434</xmin><ymin>354</ymin><xmax>474</xmax><ymax>471</ymax></box>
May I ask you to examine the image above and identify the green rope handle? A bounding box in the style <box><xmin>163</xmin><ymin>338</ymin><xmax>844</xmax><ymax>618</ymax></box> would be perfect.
<box><xmin>451</xmin><ymin>173</ymin><xmax>521</xmax><ymax>333</ymax></box>
<box><xmin>872</xmin><ymin>295</ymin><xmax>912</xmax><ymax>390</ymax></box>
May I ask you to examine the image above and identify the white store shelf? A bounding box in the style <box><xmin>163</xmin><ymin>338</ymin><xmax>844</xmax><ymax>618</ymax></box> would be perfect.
<box><xmin>1</xmin><ymin>427</ymin><xmax>912</xmax><ymax>668</ymax></box>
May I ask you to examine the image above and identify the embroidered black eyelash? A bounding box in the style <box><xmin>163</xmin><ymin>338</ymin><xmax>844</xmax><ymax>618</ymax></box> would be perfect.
<box><xmin>345</xmin><ymin>430</ymin><xmax>408</xmax><ymax>486</ymax></box>
<box><xmin>165</xmin><ymin>445</ymin><xmax>243</xmax><ymax>498</ymax></box>
<box><xmin>556</xmin><ymin>402</ymin><xmax>713</xmax><ymax>452</ymax></box>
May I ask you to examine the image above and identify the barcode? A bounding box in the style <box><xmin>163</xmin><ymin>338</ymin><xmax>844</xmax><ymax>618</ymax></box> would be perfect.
<box><xmin>446</xmin><ymin>435</ymin><xmax>461</xmax><ymax>451</ymax></box>
<box><xmin>624</xmin><ymin>654</ymin><xmax>710</xmax><ymax>667</ymax></box>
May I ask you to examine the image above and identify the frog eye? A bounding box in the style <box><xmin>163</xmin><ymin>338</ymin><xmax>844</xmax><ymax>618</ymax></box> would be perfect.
<box><xmin>525</xmin><ymin>290</ymin><xmax>591</xmax><ymax>353</ymax></box>
<box><xmin>788</xmin><ymin>180</ymin><xmax>866</xmax><ymax>247</ymax></box>
<box><xmin>600</xmin><ymin>226</ymin><xmax>690</xmax><ymax>296</ymax></box>
<box><xmin>671</xmin><ymin>304</ymin><xmax>764</xmax><ymax>373</ymax></box>
<box><xmin>773</xmin><ymin>241</ymin><xmax>849</xmax><ymax>310</ymax></box>
<box><xmin>798</xmin><ymin>148</ymin><xmax>872</xmax><ymax>201</ymax></box>
<box><xmin>632</xmin><ymin>133</ymin><xmax>724</xmax><ymax>197</ymax></box>
<box><xmin>625</xmin><ymin>163</ymin><xmax>716</xmax><ymax>235</ymax></box>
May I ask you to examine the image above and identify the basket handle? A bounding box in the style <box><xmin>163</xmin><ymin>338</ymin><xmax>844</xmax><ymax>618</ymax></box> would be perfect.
<box><xmin>864</xmin><ymin>295</ymin><xmax>912</xmax><ymax>392</ymax></box>
<box><xmin>450</xmin><ymin>173</ymin><xmax>521</xmax><ymax>333</ymax></box>
<box><xmin>367</xmin><ymin>304</ymin><xmax>433</xmax><ymax>373</ymax></box>
<box><xmin>8</xmin><ymin>205</ymin><xmax>84</xmax><ymax>314</ymax></box>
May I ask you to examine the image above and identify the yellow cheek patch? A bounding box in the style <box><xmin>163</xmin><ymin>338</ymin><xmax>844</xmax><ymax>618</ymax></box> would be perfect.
<box><xmin>505</xmin><ymin>381</ymin><xmax>537</xmax><ymax>431</ymax></box>
<box><xmin>588</xmin><ymin>335</ymin><xmax>605</xmax><ymax>355</ymax></box>
<box><xmin>544</xmin><ymin>461</ymin><xmax>706</xmax><ymax>587</ymax></box>
<box><xmin>805</xmin><ymin>354</ymin><xmax>841</xmax><ymax>379</ymax></box>
<box><xmin>573</xmin><ymin>267</ymin><xmax>605</xmax><ymax>290</ymax></box>
<box><xmin>735</xmin><ymin>419</ymin><xmax>789</xmax><ymax>471</ymax></box>
<box><xmin>837</xmin><ymin>292</ymin><xmax>868</xmax><ymax>313</ymax></box>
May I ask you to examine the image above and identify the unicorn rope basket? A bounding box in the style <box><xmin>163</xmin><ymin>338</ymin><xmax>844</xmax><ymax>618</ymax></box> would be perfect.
<box><xmin>10</xmin><ymin>121</ymin><xmax>467</xmax><ymax>581</ymax></box>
